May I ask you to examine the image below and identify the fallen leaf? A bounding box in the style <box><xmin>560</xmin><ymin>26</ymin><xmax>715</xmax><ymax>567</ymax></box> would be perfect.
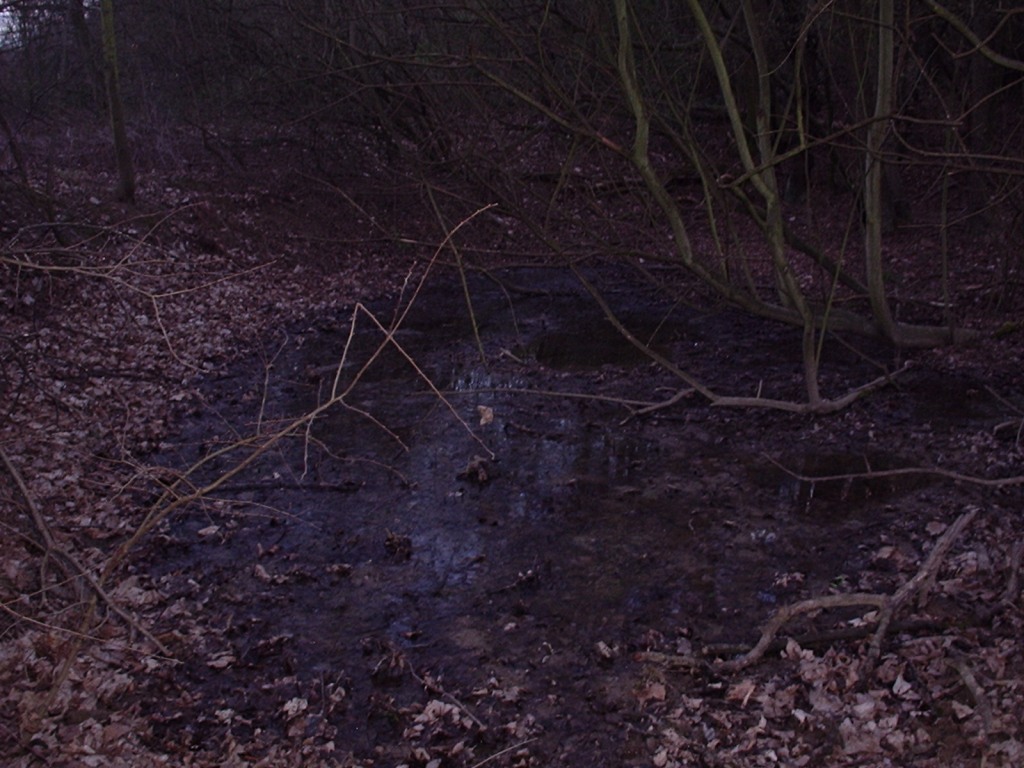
<box><xmin>477</xmin><ymin>405</ymin><xmax>494</xmax><ymax>425</ymax></box>
<box><xmin>726</xmin><ymin>679</ymin><xmax>757</xmax><ymax>707</ymax></box>
<box><xmin>951</xmin><ymin>700</ymin><xmax>974</xmax><ymax>721</ymax></box>
<box><xmin>282</xmin><ymin>697</ymin><xmax>308</xmax><ymax>719</ymax></box>
<box><xmin>207</xmin><ymin>651</ymin><xmax>236</xmax><ymax>669</ymax></box>
<box><xmin>892</xmin><ymin>673</ymin><xmax>914</xmax><ymax>698</ymax></box>
<box><xmin>637</xmin><ymin>681</ymin><xmax>666</xmax><ymax>707</ymax></box>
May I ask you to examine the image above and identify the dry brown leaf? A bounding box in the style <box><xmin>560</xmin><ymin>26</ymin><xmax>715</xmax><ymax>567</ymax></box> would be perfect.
<box><xmin>207</xmin><ymin>651</ymin><xmax>236</xmax><ymax>669</ymax></box>
<box><xmin>726</xmin><ymin>679</ymin><xmax>757</xmax><ymax>706</ymax></box>
<box><xmin>637</xmin><ymin>681</ymin><xmax>667</xmax><ymax>707</ymax></box>
<box><xmin>477</xmin><ymin>405</ymin><xmax>494</xmax><ymax>426</ymax></box>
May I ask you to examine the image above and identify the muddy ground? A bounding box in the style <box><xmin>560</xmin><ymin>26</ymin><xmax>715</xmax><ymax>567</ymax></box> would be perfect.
<box><xmin>131</xmin><ymin>264</ymin><xmax>1023</xmax><ymax>766</ymax></box>
<box><xmin>2</xmin><ymin>127</ymin><xmax>1023</xmax><ymax>767</ymax></box>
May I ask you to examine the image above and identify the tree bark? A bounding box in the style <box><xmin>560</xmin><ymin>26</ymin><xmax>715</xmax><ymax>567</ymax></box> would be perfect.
<box><xmin>864</xmin><ymin>0</ymin><xmax>897</xmax><ymax>342</ymax></box>
<box><xmin>99</xmin><ymin>0</ymin><xmax>135</xmax><ymax>203</ymax></box>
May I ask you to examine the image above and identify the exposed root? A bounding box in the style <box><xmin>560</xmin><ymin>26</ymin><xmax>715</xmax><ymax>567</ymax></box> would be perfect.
<box><xmin>978</xmin><ymin>536</ymin><xmax>1024</xmax><ymax>623</ymax></box>
<box><xmin>1004</xmin><ymin>538</ymin><xmax>1024</xmax><ymax>605</ymax></box>
<box><xmin>714</xmin><ymin>592</ymin><xmax>888</xmax><ymax>673</ymax></box>
<box><xmin>866</xmin><ymin>506</ymin><xmax>979</xmax><ymax>663</ymax></box>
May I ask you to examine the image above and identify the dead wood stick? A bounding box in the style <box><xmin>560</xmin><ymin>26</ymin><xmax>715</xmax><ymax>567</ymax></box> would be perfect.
<box><xmin>975</xmin><ymin>536</ymin><xmax>1023</xmax><ymax>623</ymax></box>
<box><xmin>712</xmin><ymin>506</ymin><xmax>979</xmax><ymax>672</ymax></box>
<box><xmin>867</xmin><ymin>505</ymin><xmax>979</xmax><ymax>662</ymax></box>
<box><xmin>470</xmin><ymin>738</ymin><xmax>538</xmax><ymax>768</ymax></box>
<box><xmin>570</xmin><ymin>264</ymin><xmax>716</xmax><ymax>400</ymax></box>
<box><xmin>1003</xmin><ymin>538</ymin><xmax>1024</xmax><ymax>606</ymax></box>
<box><xmin>623</xmin><ymin>386</ymin><xmax>696</xmax><ymax>423</ymax></box>
<box><xmin>440</xmin><ymin>385</ymin><xmax>657</xmax><ymax>409</ymax></box>
<box><xmin>702</xmin><ymin>617</ymin><xmax>946</xmax><ymax>658</ymax></box>
<box><xmin>1</xmin><ymin>445</ymin><xmax>60</xmax><ymax>552</ymax></box>
<box><xmin>638</xmin><ymin>618</ymin><xmax>946</xmax><ymax>672</ymax></box>
<box><xmin>715</xmin><ymin>592</ymin><xmax>888</xmax><ymax>672</ymax></box>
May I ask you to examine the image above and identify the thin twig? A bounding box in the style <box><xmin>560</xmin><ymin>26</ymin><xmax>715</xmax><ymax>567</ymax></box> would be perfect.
<box><xmin>407</xmin><ymin>664</ymin><xmax>486</xmax><ymax>731</ymax></box>
<box><xmin>0</xmin><ymin>598</ymin><xmax>174</xmax><ymax>661</ymax></box>
<box><xmin>440</xmin><ymin>385</ymin><xmax>658</xmax><ymax>409</ymax></box>
<box><xmin>624</xmin><ymin>386</ymin><xmax>696</xmax><ymax>421</ymax></box>
<box><xmin>572</xmin><ymin>263</ymin><xmax>909</xmax><ymax>413</ymax></box>
<box><xmin>470</xmin><ymin>738</ymin><xmax>538</xmax><ymax>768</ymax></box>
<box><xmin>1002</xmin><ymin>538</ymin><xmax>1024</xmax><ymax>606</ymax></box>
<box><xmin>766</xmin><ymin>453</ymin><xmax>1024</xmax><ymax>489</ymax></box>
<box><xmin>101</xmin><ymin>206</ymin><xmax>500</xmax><ymax>583</ymax></box>
<box><xmin>1</xmin><ymin>445</ymin><xmax>58</xmax><ymax>551</ymax></box>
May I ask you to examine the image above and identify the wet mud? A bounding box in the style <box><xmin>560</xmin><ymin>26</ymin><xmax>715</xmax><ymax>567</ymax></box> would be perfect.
<box><xmin>138</xmin><ymin>265</ymin><xmax>1012</xmax><ymax>764</ymax></box>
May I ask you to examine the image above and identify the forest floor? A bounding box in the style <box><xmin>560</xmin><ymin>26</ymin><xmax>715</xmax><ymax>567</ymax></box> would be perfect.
<box><xmin>2</xmin><ymin>126</ymin><xmax>1024</xmax><ymax>767</ymax></box>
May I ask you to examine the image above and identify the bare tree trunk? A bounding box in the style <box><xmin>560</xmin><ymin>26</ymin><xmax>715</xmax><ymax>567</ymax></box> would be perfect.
<box><xmin>740</xmin><ymin>0</ymin><xmax>822</xmax><ymax>404</ymax></box>
<box><xmin>99</xmin><ymin>0</ymin><xmax>135</xmax><ymax>203</ymax></box>
<box><xmin>864</xmin><ymin>0</ymin><xmax>897</xmax><ymax>342</ymax></box>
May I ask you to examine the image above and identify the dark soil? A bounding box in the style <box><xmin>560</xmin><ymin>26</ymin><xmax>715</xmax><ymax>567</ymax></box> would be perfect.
<box><xmin>133</xmin><ymin>264</ymin><xmax>1024</xmax><ymax>766</ymax></box>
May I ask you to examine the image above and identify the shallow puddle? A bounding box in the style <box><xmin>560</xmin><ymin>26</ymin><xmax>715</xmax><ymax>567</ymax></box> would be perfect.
<box><xmin>143</xmin><ymin>265</ymin><xmax>951</xmax><ymax>761</ymax></box>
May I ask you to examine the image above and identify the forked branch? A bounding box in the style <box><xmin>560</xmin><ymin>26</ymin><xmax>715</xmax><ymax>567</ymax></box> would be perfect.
<box><xmin>716</xmin><ymin>506</ymin><xmax>979</xmax><ymax>672</ymax></box>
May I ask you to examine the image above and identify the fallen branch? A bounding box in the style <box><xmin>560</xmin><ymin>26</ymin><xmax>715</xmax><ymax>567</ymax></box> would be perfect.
<box><xmin>711</xmin><ymin>506</ymin><xmax>979</xmax><ymax>672</ymax></box>
<box><xmin>622</xmin><ymin>386</ymin><xmax>696</xmax><ymax>422</ymax></box>
<box><xmin>438</xmin><ymin>384</ymin><xmax>662</xmax><ymax>410</ymax></box>
<box><xmin>470</xmin><ymin>738</ymin><xmax>539</xmax><ymax>768</ymax></box>
<box><xmin>715</xmin><ymin>592</ymin><xmax>888</xmax><ymax>672</ymax></box>
<box><xmin>638</xmin><ymin>617</ymin><xmax>946</xmax><ymax>672</ymax></box>
<box><xmin>867</xmin><ymin>506</ymin><xmax>979</xmax><ymax>662</ymax></box>
<box><xmin>1003</xmin><ymin>538</ymin><xmax>1024</xmax><ymax>606</ymax></box>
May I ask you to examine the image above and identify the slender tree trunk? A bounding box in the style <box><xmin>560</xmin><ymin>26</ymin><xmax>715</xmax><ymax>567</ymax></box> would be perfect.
<box><xmin>864</xmin><ymin>0</ymin><xmax>897</xmax><ymax>341</ymax></box>
<box><xmin>99</xmin><ymin>0</ymin><xmax>135</xmax><ymax>203</ymax></box>
<box><xmin>740</xmin><ymin>0</ymin><xmax>821</xmax><ymax>404</ymax></box>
